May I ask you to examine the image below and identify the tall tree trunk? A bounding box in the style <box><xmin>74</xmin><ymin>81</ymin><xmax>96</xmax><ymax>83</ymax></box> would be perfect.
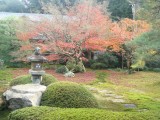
<box><xmin>88</xmin><ymin>50</ymin><xmax>92</xmax><ymax>60</ymax></box>
<box><xmin>121</xmin><ymin>52</ymin><xmax>124</xmax><ymax>69</ymax></box>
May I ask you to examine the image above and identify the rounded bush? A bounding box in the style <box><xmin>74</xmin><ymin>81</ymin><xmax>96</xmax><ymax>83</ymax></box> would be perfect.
<box><xmin>10</xmin><ymin>74</ymin><xmax>57</xmax><ymax>86</ymax></box>
<box><xmin>9</xmin><ymin>106</ymin><xmax>159</xmax><ymax>120</ymax></box>
<box><xmin>41</xmin><ymin>82</ymin><xmax>98</xmax><ymax>108</ymax></box>
<box><xmin>41</xmin><ymin>74</ymin><xmax>57</xmax><ymax>86</ymax></box>
<box><xmin>10</xmin><ymin>75</ymin><xmax>31</xmax><ymax>86</ymax></box>
<box><xmin>55</xmin><ymin>66</ymin><xmax>68</xmax><ymax>74</ymax></box>
<box><xmin>152</xmin><ymin>68</ymin><xmax>160</xmax><ymax>72</ymax></box>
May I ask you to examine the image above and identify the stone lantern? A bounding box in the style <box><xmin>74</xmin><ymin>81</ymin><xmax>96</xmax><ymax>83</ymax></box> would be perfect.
<box><xmin>28</xmin><ymin>47</ymin><xmax>47</xmax><ymax>84</ymax></box>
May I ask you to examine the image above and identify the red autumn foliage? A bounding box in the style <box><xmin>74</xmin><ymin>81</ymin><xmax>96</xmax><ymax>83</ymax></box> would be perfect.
<box><xmin>17</xmin><ymin>3</ymin><xmax>150</xmax><ymax>62</ymax></box>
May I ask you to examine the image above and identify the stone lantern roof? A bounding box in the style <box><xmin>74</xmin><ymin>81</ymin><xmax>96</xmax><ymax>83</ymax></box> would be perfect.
<box><xmin>28</xmin><ymin>55</ymin><xmax>47</xmax><ymax>62</ymax></box>
<box><xmin>28</xmin><ymin>47</ymin><xmax>47</xmax><ymax>62</ymax></box>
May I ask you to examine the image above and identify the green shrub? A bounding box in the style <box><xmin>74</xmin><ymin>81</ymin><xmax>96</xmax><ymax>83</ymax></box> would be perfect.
<box><xmin>55</xmin><ymin>66</ymin><xmax>68</xmax><ymax>74</ymax></box>
<box><xmin>8</xmin><ymin>106</ymin><xmax>159</xmax><ymax>120</ymax></box>
<box><xmin>43</xmin><ymin>63</ymin><xmax>56</xmax><ymax>70</ymax></box>
<box><xmin>10</xmin><ymin>75</ymin><xmax>31</xmax><ymax>86</ymax></box>
<box><xmin>0</xmin><ymin>69</ymin><xmax>13</xmax><ymax>81</ymax></box>
<box><xmin>41</xmin><ymin>74</ymin><xmax>57</xmax><ymax>86</ymax></box>
<box><xmin>96</xmin><ymin>52</ymin><xmax>119</xmax><ymax>68</ymax></box>
<box><xmin>41</xmin><ymin>82</ymin><xmax>98</xmax><ymax>108</ymax></box>
<box><xmin>66</xmin><ymin>60</ymin><xmax>85</xmax><ymax>73</ymax></box>
<box><xmin>9</xmin><ymin>62</ymin><xmax>30</xmax><ymax>68</ymax></box>
<box><xmin>152</xmin><ymin>68</ymin><xmax>160</xmax><ymax>72</ymax></box>
<box><xmin>10</xmin><ymin>74</ymin><xmax>57</xmax><ymax>86</ymax></box>
<box><xmin>8</xmin><ymin>106</ymin><xmax>56</xmax><ymax>120</ymax></box>
<box><xmin>84</xmin><ymin>59</ymin><xmax>96</xmax><ymax>68</ymax></box>
<box><xmin>91</xmin><ymin>63</ymin><xmax>107</xmax><ymax>69</ymax></box>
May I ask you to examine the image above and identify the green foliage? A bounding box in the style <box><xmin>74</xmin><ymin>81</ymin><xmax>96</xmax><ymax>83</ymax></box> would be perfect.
<box><xmin>41</xmin><ymin>82</ymin><xmax>98</xmax><ymax>108</ymax></box>
<box><xmin>84</xmin><ymin>59</ymin><xmax>96</xmax><ymax>68</ymax></box>
<box><xmin>9</xmin><ymin>62</ymin><xmax>30</xmax><ymax>68</ymax></box>
<box><xmin>41</xmin><ymin>74</ymin><xmax>57</xmax><ymax>86</ymax></box>
<box><xmin>0</xmin><ymin>110</ymin><xmax>11</xmax><ymax>120</ymax></box>
<box><xmin>126</xmin><ymin>30</ymin><xmax>160</xmax><ymax>69</ymax></box>
<box><xmin>0</xmin><ymin>69</ymin><xmax>13</xmax><ymax>82</ymax></box>
<box><xmin>152</xmin><ymin>68</ymin><xmax>160</xmax><ymax>72</ymax></box>
<box><xmin>137</xmin><ymin>0</ymin><xmax>160</xmax><ymax>29</ymax></box>
<box><xmin>96</xmin><ymin>52</ymin><xmax>119</xmax><ymax>68</ymax></box>
<box><xmin>91</xmin><ymin>63</ymin><xmax>107</xmax><ymax>69</ymax></box>
<box><xmin>55</xmin><ymin>66</ymin><xmax>68</xmax><ymax>74</ymax></box>
<box><xmin>108</xmin><ymin>0</ymin><xmax>132</xmax><ymax>20</ymax></box>
<box><xmin>126</xmin><ymin>92</ymin><xmax>160</xmax><ymax>110</ymax></box>
<box><xmin>8</xmin><ymin>106</ymin><xmax>159</xmax><ymax>120</ymax></box>
<box><xmin>66</xmin><ymin>60</ymin><xmax>85</xmax><ymax>73</ymax></box>
<box><xmin>86</xmin><ymin>53</ymin><xmax>119</xmax><ymax>69</ymax></box>
<box><xmin>10</xmin><ymin>75</ymin><xmax>31</xmax><ymax>86</ymax></box>
<box><xmin>0</xmin><ymin>18</ymin><xmax>20</xmax><ymax>67</ymax></box>
<box><xmin>0</xmin><ymin>0</ymin><xmax>27</xmax><ymax>13</ymax></box>
<box><xmin>131</xmin><ymin>60</ymin><xmax>145</xmax><ymax>69</ymax></box>
<box><xmin>8</xmin><ymin>106</ymin><xmax>55</xmax><ymax>120</ymax></box>
<box><xmin>10</xmin><ymin>74</ymin><xmax>57</xmax><ymax>86</ymax></box>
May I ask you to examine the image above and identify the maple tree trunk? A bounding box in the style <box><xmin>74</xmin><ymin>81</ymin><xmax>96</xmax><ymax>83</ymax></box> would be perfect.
<box><xmin>67</xmin><ymin>57</ymin><xmax>86</xmax><ymax>73</ymax></box>
<box><xmin>127</xmin><ymin>58</ymin><xmax>132</xmax><ymax>74</ymax></box>
<box><xmin>121</xmin><ymin>52</ymin><xmax>124</xmax><ymax>69</ymax></box>
<box><xmin>88</xmin><ymin>50</ymin><xmax>92</xmax><ymax>60</ymax></box>
<box><xmin>80</xmin><ymin>59</ymin><xmax>86</xmax><ymax>72</ymax></box>
<box><xmin>76</xmin><ymin>58</ymin><xmax>86</xmax><ymax>72</ymax></box>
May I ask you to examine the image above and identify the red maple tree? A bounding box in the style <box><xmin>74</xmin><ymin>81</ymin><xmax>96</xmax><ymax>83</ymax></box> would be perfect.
<box><xmin>16</xmin><ymin>3</ymin><xmax>150</xmax><ymax>72</ymax></box>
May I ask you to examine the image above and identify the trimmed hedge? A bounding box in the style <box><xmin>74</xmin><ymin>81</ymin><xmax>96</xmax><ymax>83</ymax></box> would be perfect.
<box><xmin>41</xmin><ymin>82</ymin><xmax>98</xmax><ymax>108</ymax></box>
<box><xmin>10</xmin><ymin>74</ymin><xmax>57</xmax><ymax>86</ymax></box>
<box><xmin>8</xmin><ymin>106</ymin><xmax>159</xmax><ymax>120</ymax></box>
<box><xmin>8</xmin><ymin>106</ymin><xmax>55</xmax><ymax>120</ymax></box>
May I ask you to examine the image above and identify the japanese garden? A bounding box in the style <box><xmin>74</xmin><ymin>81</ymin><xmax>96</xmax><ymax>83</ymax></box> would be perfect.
<box><xmin>0</xmin><ymin>0</ymin><xmax>160</xmax><ymax>120</ymax></box>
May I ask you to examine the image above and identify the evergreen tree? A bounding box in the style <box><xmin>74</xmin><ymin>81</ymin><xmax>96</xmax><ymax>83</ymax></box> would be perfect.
<box><xmin>108</xmin><ymin>0</ymin><xmax>132</xmax><ymax>20</ymax></box>
<box><xmin>0</xmin><ymin>18</ymin><xmax>20</xmax><ymax>66</ymax></box>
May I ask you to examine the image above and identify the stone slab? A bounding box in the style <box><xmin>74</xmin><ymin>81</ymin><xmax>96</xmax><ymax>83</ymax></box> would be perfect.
<box><xmin>3</xmin><ymin>84</ymin><xmax>46</xmax><ymax>110</ymax></box>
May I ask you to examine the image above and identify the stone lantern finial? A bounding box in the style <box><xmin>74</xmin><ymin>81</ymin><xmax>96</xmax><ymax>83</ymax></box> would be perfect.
<box><xmin>34</xmin><ymin>47</ymin><xmax>41</xmax><ymax>55</ymax></box>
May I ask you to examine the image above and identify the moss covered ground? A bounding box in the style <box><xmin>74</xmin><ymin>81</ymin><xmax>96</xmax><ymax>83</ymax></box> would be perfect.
<box><xmin>0</xmin><ymin>68</ymin><xmax>160</xmax><ymax>119</ymax></box>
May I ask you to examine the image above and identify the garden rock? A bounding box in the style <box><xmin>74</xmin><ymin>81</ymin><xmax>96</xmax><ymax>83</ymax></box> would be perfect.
<box><xmin>64</xmin><ymin>71</ymin><xmax>75</xmax><ymax>77</ymax></box>
<box><xmin>124</xmin><ymin>104</ymin><xmax>136</xmax><ymax>109</ymax></box>
<box><xmin>3</xmin><ymin>84</ymin><xmax>46</xmax><ymax>110</ymax></box>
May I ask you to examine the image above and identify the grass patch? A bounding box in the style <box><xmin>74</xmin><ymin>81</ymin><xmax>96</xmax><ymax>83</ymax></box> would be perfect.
<box><xmin>124</xmin><ymin>92</ymin><xmax>160</xmax><ymax>110</ymax></box>
<box><xmin>96</xmin><ymin>71</ymin><xmax>108</xmax><ymax>82</ymax></box>
<box><xmin>0</xmin><ymin>69</ymin><xmax>13</xmax><ymax>82</ymax></box>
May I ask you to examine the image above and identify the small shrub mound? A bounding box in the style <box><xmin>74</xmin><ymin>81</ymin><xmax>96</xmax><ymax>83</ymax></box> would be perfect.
<box><xmin>55</xmin><ymin>66</ymin><xmax>68</xmax><ymax>74</ymax></box>
<box><xmin>10</xmin><ymin>74</ymin><xmax>57</xmax><ymax>86</ymax></box>
<box><xmin>41</xmin><ymin>82</ymin><xmax>98</xmax><ymax>108</ymax></box>
<box><xmin>8</xmin><ymin>106</ymin><xmax>159</xmax><ymax>120</ymax></box>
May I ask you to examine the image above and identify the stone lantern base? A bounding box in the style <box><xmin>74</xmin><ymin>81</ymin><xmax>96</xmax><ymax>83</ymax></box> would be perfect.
<box><xmin>29</xmin><ymin>69</ymin><xmax>45</xmax><ymax>84</ymax></box>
